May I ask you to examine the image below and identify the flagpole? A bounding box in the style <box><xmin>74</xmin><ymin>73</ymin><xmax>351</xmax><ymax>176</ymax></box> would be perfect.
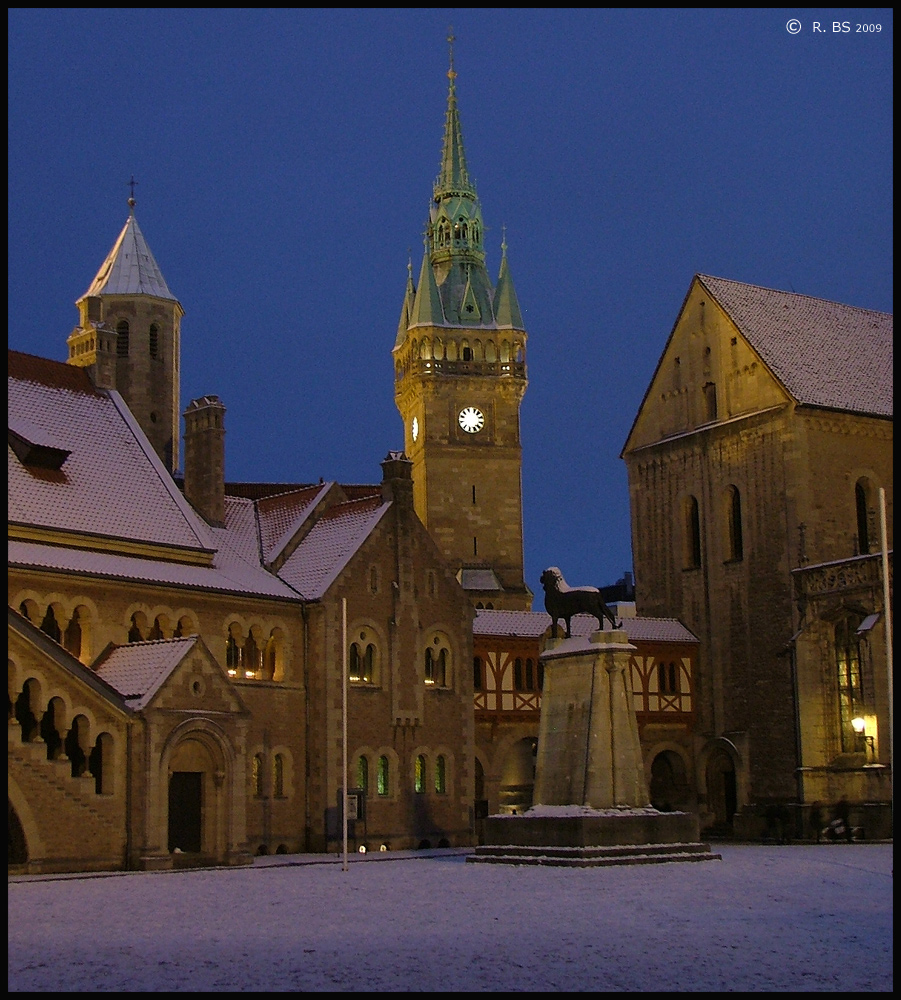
<box><xmin>342</xmin><ymin>597</ymin><xmax>348</xmax><ymax>872</ymax></box>
<box><xmin>878</xmin><ymin>489</ymin><xmax>892</xmax><ymax>820</ymax></box>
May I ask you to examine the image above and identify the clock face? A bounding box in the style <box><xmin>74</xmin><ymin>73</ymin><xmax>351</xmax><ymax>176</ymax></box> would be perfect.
<box><xmin>411</xmin><ymin>416</ymin><xmax>419</xmax><ymax>442</ymax></box>
<box><xmin>458</xmin><ymin>406</ymin><xmax>485</xmax><ymax>434</ymax></box>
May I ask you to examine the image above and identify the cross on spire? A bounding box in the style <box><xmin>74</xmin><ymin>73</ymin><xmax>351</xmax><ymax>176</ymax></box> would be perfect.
<box><xmin>127</xmin><ymin>176</ymin><xmax>138</xmax><ymax>211</ymax></box>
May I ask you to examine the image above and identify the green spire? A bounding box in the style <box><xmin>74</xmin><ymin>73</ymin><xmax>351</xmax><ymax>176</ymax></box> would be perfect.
<box><xmin>434</xmin><ymin>33</ymin><xmax>475</xmax><ymax>201</ymax></box>
<box><xmin>411</xmin><ymin>241</ymin><xmax>445</xmax><ymax>326</ymax></box>
<box><xmin>493</xmin><ymin>233</ymin><xmax>524</xmax><ymax>329</ymax></box>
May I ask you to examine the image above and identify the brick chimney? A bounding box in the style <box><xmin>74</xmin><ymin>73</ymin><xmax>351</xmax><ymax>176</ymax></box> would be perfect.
<box><xmin>380</xmin><ymin>450</ymin><xmax>414</xmax><ymax>509</ymax></box>
<box><xmin>183</xmin><ymin>395</ymin><xmax>226</xmax><ymax>527</ymax></box>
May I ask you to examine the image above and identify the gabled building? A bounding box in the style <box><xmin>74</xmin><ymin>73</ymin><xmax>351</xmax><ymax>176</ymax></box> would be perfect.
<box><xmin>621</xmin><ymin>274</ymin><xmax>893</xmax><ymax>837</ymax></box>
<box><xmin>10</xmin><ymin>297</ymin><xmax>475</xmax><ymax>871</ymax></box>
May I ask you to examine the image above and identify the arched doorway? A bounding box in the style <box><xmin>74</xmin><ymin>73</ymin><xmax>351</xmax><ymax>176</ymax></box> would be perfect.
<box><xmin>8</xmin><ymin>800</ymin><xmax>28</xmax><ymax>865</ymax></box>
<box><xmin>166</xmin><ymin>735</ymin><xmax>221</xmax><ymax>857</ymax></box>
<box><xmin>498</xmin><ymin>737</ymin><xmax>537</xmax><ymax>814</ymax></box>
<box><xmin>649</xmin><ymin>750</ymin><xmax>691</xmax><ymax>812</ymax></box>
<box><xmin>705</xmin><ymin>749</ymin><xmax>737</xmax><ymax>830</ymax></box>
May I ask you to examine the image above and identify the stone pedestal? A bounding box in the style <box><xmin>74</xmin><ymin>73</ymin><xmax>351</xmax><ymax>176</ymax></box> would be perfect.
<box><xmin>534</xmin><ymin>630</ymin><xmax>648</xmax><ymax>809</ymax></box>
<box><xmin>468</xmin><ymin>629</ymin><xmax>720</xmax><ymax>867</ymax></box>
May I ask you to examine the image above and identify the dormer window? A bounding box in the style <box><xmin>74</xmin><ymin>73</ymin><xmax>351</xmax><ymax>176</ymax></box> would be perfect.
<box><xmin>8</xmin><ymin>417</ymin><xmax>71</xmax><ymax>471</ymax></box>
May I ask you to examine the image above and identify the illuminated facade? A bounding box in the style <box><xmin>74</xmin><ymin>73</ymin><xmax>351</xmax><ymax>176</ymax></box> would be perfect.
<box><xmin>622</xmin><ymin>274</ymin><xmax>893</xmax><ymax>837</ymax></box>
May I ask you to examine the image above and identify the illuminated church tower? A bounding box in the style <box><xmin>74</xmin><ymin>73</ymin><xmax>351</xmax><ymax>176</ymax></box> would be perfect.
<box><xmin>66</xmin><ymin>194</ymin><xmax>183</xmax><ymax>472</ymax></box>
<box><xmin>393</xmin><ymin>44</ymin><xmax>530</xmax><ymax>611</ymax></box>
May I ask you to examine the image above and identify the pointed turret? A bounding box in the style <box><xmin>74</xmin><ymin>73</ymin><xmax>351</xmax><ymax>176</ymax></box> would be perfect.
<box><xmin>67</xmin><ymin>194</ymin><xmax>183</xmax><ymax>472</ymax></box>
<box><xmin>493</xmin><ymin>236</ymin><xmax>524</xmax><ymax>329</ymax></box>
<box><xmin>392</xmin><ymin>41</ymin><xmax>531</xmax><ymax>612</ymax></box>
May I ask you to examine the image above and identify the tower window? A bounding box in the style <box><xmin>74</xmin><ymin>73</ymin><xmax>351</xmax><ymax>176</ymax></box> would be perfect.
<box><xmin>149</xmin><ymin>324</ymin><xmax>159</xmax><ymax>359</ymax></box>
<box><xmin>116</xmin><ymin>321</ymin><xmax>129</xmax><ymax>357</ymax></box>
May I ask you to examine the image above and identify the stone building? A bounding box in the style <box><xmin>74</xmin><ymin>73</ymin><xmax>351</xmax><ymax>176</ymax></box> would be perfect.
<box><xmin>621</xmin><ymin>274</ymin><xmax>893</xmax><ymax>838</ymax></box>
<box><xmin>9</xmin><ymin>257</ymin><xmax>475</xmax><ymax>871</ymax></box>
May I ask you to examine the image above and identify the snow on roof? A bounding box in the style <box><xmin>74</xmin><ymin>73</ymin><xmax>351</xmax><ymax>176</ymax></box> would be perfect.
<box><xmin>698</xmin><ymin>275</ymin><xmax>893</xmax><ymax>417</ymax></box>
<box><xmin>256</xmin><ymin>483</ymin><xmax>334</xmax><ymax>564</ymax></box>
<box><xmin>474</xmin><ymin>609</ymin><xmax>698</xmax><ymax>644</ymax></box>
<box><xmin>94</xmin><ymin>636</ymin><xmax>199</xmax><ymax>709</ymax></box>
<box><xmin>277</xmin><ymin>496</ymin><xmax>388</xmax><ymax>599</ymax></box>
<box><xmin>8</xmin><ymin>539</ymin><xmax>299</xmax><ymax>599</ymax></box>
<box><xmin>9</xmin><ymin>352</ymin><xmax>211</xmax><ymax>554</ymax></box>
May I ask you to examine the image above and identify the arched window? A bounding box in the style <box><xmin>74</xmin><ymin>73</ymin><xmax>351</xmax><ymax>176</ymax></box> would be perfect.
<box><xmin>684</xmin><ymin>496</ymin><xmax>702</xmax><ymax>569</ymax></box>
<box><xmin>40</xmin><ymin>606</ymin><xmax>62</xmax><ymax>643</ymax></box>
<box><xmin>116</xmin><ymin>320</ymin><xmax>129</xmax><ymax>357</ymax></box>
<box><xmin>435</xmin><ymin>755</ymin><xmax>447</xmax><ymax>794</ymax></box>
<box><xmin>273</xmin><ymin>754</ymin><xmax>285</xmax><ymax>798</ymax></box>
<box><xmin>226</xmin><ymin>634</ymin><xmax>241</xmax><ymax>675</ymax></box>
<box><xmin>63</xmin><ymin>609</ymin><xmax>83</xmax><ymax>657</ymax></box>
<box><xmin>702</xmin><ymin>381</ymin><xmax>717</xmax><ymax>421</ymax></box>
<box><xmin>836</xmin><ymin>616</ymin><xmax>865</xmax><ymax>752</ymax></box>
<box><xmin>856</xmin><ymin>480</ymin><xmax>873</xmax><ymax>554</ymax></box>
<box><xmin>425</xmin><ymin>636</ymin><xmax>450</xmax><ymax>687</ymax></box>
<box><xmin>725</xmin><ymin>486</ymin><xmax>743</xmax><ymax>562</ymax></box>
<box><xmin>253</xmin><ymin>754</ymin><xmax>264</xmax><ymax>798</ymax></box>
<box><xmin>357</xmin><ymin>755</ymin><xmax>370</xmax><ymax>796</ymax></box>
<box><xmin>415</xmin><ymin>754</ymin><xmax>426</xmax><ymax>793</ymax></box>
<box><xmin>128</xmin><ymin>613</ymin><xmax>145</xmax><ymax>643</ymax></box>
<box><xmin>377</xmin><ymin>755</ymin><xmax>389</xmax><ymax>796</ymax></box>
<box><xmin>349</xmin><ymin>633</ymin><xmax>377</xmax><ymax>684</ymax></box>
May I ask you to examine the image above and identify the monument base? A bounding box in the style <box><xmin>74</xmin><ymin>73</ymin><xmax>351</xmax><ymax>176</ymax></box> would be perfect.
<box><xmin>468</xmin><ymin>806</ymin><xmax>722</xmax><ymax>867</ymax></box>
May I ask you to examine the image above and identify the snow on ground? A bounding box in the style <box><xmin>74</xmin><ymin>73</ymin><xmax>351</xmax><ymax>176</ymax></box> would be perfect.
<box><xmin>8</xmin><ymin>843</ymin><xmax>892</xmax><ymax>992</ymax></box>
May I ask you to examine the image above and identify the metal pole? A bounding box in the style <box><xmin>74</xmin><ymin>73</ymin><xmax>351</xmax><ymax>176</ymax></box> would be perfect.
<box><xmin>342</xmin><ymin>597</ymin><xmax>348</xmax><ymax>871</ymax></box>
<box><xmin>878</xmin><ymin>488</ymin><xmax>892</xmax><ymax>819</ymax></box>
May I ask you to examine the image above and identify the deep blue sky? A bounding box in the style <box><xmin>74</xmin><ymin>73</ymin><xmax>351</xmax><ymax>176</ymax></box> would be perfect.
<box><xmin>8</xmin><ymin>8</ymin><xmax>893</xmax><ymax>607</ymax></box>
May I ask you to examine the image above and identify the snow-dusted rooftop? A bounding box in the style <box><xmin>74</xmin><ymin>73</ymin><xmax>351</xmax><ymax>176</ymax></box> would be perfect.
<box><xmin>698</xmin><ymin>274</ymin><xmax>893</xmax><ymax>417</ymax></box>
<box><xmin>474</xmin><ymin>609</ymin><xmax>698</xmax><ymax>644</ymax></box>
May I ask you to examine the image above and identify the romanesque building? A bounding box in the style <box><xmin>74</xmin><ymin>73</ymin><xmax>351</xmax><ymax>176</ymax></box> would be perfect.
<box><xmin>9</xmin><ymin>211</ymin><xmax>475</xmax><ymax>870</ymax></box>
<box><xmin>621</xmin><ymin>274</ymin><xmax>893</xmax><ymax>838</ymax></box>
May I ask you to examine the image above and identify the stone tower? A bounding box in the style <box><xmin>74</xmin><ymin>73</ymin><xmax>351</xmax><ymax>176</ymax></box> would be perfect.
<box><xmin>393</xmin><ymin>45</ymin><xmax>530</xmax><ymax>611</ymax></box>
<box><xmin>66</xmin><ymin>197</ymin><xmax>184</xmax><ymax>472</ymax></box>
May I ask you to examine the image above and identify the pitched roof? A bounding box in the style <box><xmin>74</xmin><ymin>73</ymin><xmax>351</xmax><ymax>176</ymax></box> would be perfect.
<box><xmin>698</xmin><ymin>274</ymin><xmax>892</xmax><ymax>417</ymax></box>
<box><xmin>81</xmin><ymin>211</ymin><xmax>178</xmax><ymax>301</ymax></box>
<box><xmin>94</xmin><ymin>636</ymin><xmax>200</xmax><ymax>709</ymax></box>
<box><xmin>9</xmin><ymin>351</ymin><xmax>212</xmax><ymax>555</ymax></box>
<box><xmin>277</xmin><ymin>495</ymin><xmax>388</xmax><ymax>599</ymax></box>
<box><xmin>474</xmin><ymin>609</ymin><xmax>698</xmax><ymax>644</ymax></box>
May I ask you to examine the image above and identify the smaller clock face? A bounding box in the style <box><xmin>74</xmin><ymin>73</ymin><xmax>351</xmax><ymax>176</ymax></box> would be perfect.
<box><xmin>411</xmin><ymin>417</ymin><xmax>419</xmax><ymax>442</ymax></box>
<box><xmin>458</xmin><ymin>406</ymin><xmax>485</xmax><ymax>434</ymax></box>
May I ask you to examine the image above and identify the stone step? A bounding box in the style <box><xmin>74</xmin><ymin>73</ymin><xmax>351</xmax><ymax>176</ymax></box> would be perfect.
<box><xmin>466</xmin><ymin>843</ymin><xmax>722</xmax><ymax>867</ymax></box>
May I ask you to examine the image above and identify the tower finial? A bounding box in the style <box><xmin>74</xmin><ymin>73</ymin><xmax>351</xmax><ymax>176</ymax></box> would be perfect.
<box><xmin>501</xmin><ymin>224</ymin><xmax>508</xmax><ymax>257</ymax></box>
<box><xmin>447</xmin><ymin>28</ymin><xmax>456</xmax><ymax>83</ymax></box>
<box><xmin>127</xmin><ymin>175</ymin><xmax>138</xmax><ymax>211</ymax></box>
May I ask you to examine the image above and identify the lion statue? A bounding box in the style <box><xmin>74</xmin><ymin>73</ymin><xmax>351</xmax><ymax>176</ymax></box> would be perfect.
<box><xmin>540</xmin><ymin>566</ymin><xmax>619</xmax><ymax>638</ymax></box>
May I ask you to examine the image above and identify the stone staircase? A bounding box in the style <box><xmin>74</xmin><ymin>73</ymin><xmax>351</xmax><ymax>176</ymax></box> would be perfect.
<box><xmin>467</xmin><ymin>841</ymin><xmax>722</xmax><ymax>867</ymax></box>
<box><xmin>9</xmin><ymin>727</ymin><xmax>126</xmax><ymax>871</ymax></box>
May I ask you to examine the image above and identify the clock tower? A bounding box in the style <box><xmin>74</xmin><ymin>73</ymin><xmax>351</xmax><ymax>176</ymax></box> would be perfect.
<box><xmin>393</xmin><ymin>45</ymin><xmax>530</xmax><ymax>611</ymax></box>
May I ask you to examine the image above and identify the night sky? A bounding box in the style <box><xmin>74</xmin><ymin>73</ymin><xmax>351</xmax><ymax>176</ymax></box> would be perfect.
<box><xmin>8</xmin><ymin>8</ymin><xmax>893</xmax><ymax>606</ymax></box>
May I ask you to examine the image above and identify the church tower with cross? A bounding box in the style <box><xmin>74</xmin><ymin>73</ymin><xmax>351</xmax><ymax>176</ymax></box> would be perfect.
<box><xmin>393</xmin><ymin>42</ymin><xmax>531</xmax><ymax>611</ymax></box>
<box><xmin>66</xmin><ymin>187</ymin><xmax>184</xmax><ymax>473</ymax></box>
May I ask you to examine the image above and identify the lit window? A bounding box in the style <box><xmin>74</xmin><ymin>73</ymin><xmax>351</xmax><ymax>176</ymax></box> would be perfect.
<box><xmin>435</xmin><ymin>755</ymin><xmax>446</xmax><ymax>794</ymax></box>
<box><xmin>377</xmin><ymin>755</ymin><xmax>389</xmax><ymax>796</ymax></box>
<box><xmin>415</xmin><ymin>754</ymin><xmax>426</xmax><ymax>794</ymax></box>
